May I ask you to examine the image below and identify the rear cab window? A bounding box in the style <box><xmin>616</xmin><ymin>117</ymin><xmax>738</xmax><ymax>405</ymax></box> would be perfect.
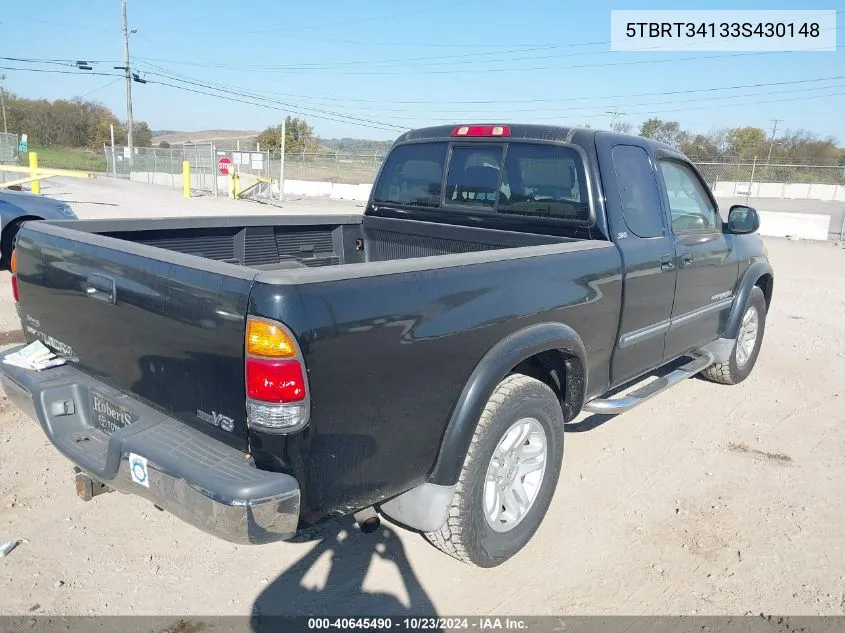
<box><xmin>372</xmin><ymin>140</ymin><xmax>591</xmax><ymax>225</ymax></box>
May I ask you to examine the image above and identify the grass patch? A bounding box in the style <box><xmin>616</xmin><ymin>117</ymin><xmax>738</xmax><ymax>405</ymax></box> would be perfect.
<box><xmin>728</xmin><ymin>442</ymin><xmax>792</xmax><ymax>463</ymax></box>
<box><xmin>21</xmin><ymin>147</ymin><xmax>107</xmax><ymax>172</ymax></box>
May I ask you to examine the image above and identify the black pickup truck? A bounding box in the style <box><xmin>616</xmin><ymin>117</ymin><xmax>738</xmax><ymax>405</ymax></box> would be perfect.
<box><xmin>0</xmin><ymin>125</ymin><xmax>773</xmax><ymax>568</ymax></box>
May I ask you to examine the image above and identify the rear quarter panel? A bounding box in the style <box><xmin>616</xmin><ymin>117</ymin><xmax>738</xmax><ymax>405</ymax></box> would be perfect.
<box><xmin>248</xmin><ymin>243</ymin><xmax>622</xmax><ymax>525</ymax></box>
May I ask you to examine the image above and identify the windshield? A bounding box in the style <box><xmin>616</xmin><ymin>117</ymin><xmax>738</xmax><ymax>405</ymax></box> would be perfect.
<box><xmin>372</xmin><ymin>141</ymin><xmax>591</xmax><ymax>223</ymax></box>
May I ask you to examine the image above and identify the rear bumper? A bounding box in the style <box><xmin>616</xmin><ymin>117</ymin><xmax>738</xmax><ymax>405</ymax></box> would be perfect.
<box><xmin>0</xmin><ymin>349</ymin><xmax>300</xmax><ymax>545</ymax></box>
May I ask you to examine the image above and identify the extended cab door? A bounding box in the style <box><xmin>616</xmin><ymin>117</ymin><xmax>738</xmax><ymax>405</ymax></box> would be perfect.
<box><xmin>655</xmin><ymin>152</ymin><xmax>739</xmax><ymax>359</ymax></box>
<box><xmin>596</xmin><ymin>135</ymin><xmax>676</xmax><ymax>387</ymax></box>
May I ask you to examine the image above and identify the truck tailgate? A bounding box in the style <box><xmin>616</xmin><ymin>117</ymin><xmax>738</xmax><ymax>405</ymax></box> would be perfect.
<box><xmin>12</xmin><ymin>223</ymin><xmax>256</xmax><ymax>451</ymax></box>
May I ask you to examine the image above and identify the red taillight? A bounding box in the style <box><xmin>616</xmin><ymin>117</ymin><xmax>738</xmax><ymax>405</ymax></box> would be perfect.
<box><xmin>451</xmin><ymin>125</ymin><xmax>511</xmax><ymax>138</ymax></box>
<box><xmin>246</xmin><ymin>358</ymin><xmax>306</xmax><ymax>403</ymax></box>
<box><xmin>11</xmin><ymin>275</ymin><xmax>18</xmax><ymax>302</ymax></box>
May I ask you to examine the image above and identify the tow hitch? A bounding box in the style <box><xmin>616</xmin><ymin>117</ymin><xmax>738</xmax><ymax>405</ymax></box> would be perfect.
<box><xmin>73</xmin><ymin>467</ymin><xmax>113</xmax><ymax>502</ymax></box>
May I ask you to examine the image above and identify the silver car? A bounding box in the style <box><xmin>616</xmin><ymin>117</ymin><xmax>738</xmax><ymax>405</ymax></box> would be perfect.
<box><xmin>0</xmin><ymin>189</ymin><xmax>77</xmax><ymax>269</ymax></box>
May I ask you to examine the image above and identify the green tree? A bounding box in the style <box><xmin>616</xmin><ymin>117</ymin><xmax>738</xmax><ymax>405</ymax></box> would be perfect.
<box><xmin>89</xmin><ymin>109</ymin><xmax>122</xmax><ymax>150</ymax></box>
<box><xmin>725</xmin><ymin>127</ymin><xmax>767</xmax><ymax>159</ymax></box>
<box><xmin>774</xmin><ymin>129</ymin><xmax>840</xmax><ymax>164</ymax></box>
<box><xmin>158</xmin><ymin>140</ymin><xmax>171</xmax><ymax>148</ymax></box>
<box><xmin>638</xmin><ymin>118</ymin><xmax>687</xmax><ymax>148</ymax></box>
<box><xmin>680</xmin><ymin>134</ymin><xmax>721</xmax><ymax>159</ymax></box>
<box><xmin>639</xmin><ymin>117</ymin><xmax>662</xmax><ymax>140</ymax></box>
<box><xmin>257</xmin><ymin>116</ymin><xmax>319</xmax><ymax>153</ymax></box>
<box><xmin>610</xmin><ymin>120</ymin><xmax>633</xmax><ymax>134</ymax></box>
<box><xmin>132</xmin><ymin>121</ymin><xmax>153</xmax><ymax>147</ymax></box>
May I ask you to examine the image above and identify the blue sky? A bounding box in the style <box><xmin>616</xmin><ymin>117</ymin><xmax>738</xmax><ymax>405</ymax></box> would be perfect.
<box><xmin>0</xmin><ymin>1</ymin><xmax>842</xmax><ymax>143</ymax></box>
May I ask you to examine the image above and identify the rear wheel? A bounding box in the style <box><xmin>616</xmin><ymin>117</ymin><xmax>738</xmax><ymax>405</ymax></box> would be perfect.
<box><xmin>1</xmin><ymin>220</ymin><xmax>32</xmax><ymax>270</ymax></box>
<box><xmin>701</xmin><ymin>286</ymin><xmax>767</xmax><ymax>385</ymax></box>
<box><xmin>424</xmin><ymin>374</ymin><xmax>564</xmax><ymax>567</ymax></box>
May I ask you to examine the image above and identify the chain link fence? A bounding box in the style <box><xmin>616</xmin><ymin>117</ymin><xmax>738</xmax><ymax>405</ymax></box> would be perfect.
<box><xmin>0</xmin><ymin>132</ymin><xmax>19</xmax><ymax>187</ymax></box>
<box><xmin>0</xmin><ymin>132</ymin><xmax>17</xmax><ymax>163</ymax></box>
<box><xmin>696</xmin><ymin>161</ymin><xmax>845</xmax><ymax>187</ymax></box>
<box><xmin>102</xmin><ymin>143</ymin><xmax>843</xmax><ymax>202</ymax></box>
<box><xmin>104</xmin><ymin>145</ymin><xmax>384</xmax><ymax>197</ymax></box>
<box><xmin>283</xmin><ymin>151</ymin><xmax>384</xmax><ymax>184</ymax></box>
<box><xmin>695</xmin><ymin>160</ymin><xmax>845</xmax><ymax>200</ymax></box>
<box><xmin>106</xmin><ymin>143</ymin><xmax>219</xmax><ymax>194</ymax></box>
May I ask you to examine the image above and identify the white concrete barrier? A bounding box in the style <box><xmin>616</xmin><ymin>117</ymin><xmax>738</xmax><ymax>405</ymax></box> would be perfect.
<box><xmin>329</xmin><ymin>183</ymin><xmax>373</xmax><ymax>201</ymax></box>
<box><xmin>282</xmin><ymin>179</ymin><xmax>372</xmax><ymax>201</ymax></box>
<box><xmin>125</xmin><ymin>173</ymin><xmax>837</xmax><ymax>239</ymax></box>
<box><xmin>757</xmin><ymin>211</ymin><xmax>830</xmax><ymax>241</ymax></box>
<box><xmin>711</xmin><ymin>179</ymin><xmax>845</xmax><ymax>202</ymax></box>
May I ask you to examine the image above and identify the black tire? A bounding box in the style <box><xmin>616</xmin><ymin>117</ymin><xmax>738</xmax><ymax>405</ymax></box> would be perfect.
<box><xmin>424</xmin><ymin>374</ymin><xmax>564</xmax><ymax>567</ymax></box>
<box><xmin>0</xmin><ymin>220</ymin><xmax>28</xmax><ymax>271</ymax></box>
<box><xmin>701</xmin><ymin>286</ymin><xmax>767</xmax><ymax>385</ymax></box>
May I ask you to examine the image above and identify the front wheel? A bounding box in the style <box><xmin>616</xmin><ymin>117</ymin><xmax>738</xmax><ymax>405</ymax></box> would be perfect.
<box><xmin>701</xmin><ymin>286</ymin><xmax>767</xmax><ymax>385</ymax></box>
<box><xmin>424</xmin><ymin>374</ymin><xmax>564</xmax><ymax>567</ymax></box>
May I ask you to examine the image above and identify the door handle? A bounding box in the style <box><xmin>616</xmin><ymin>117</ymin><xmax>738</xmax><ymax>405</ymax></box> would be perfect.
<box><xmin>660</xmin><ymin>254</ymin><xmax>674</xmax><ymax>271</ymax></box>
<box><xmin>683</xmin><ymin>252</ymin><xmax>695</xmax><ymax>265</ymax></box>
<box><xmin>85</xmin><ymin>273</ymin><xmax>116</xmax><ymax>305</ymax></box>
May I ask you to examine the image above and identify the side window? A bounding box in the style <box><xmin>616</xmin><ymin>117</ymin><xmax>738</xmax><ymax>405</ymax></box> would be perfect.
<box><xmin>610</xmin><ymin>145</ymin><xmax>665</xmax><ymax>238</ymax></box>
<box><xmin>658</xmin><ymin>159</ymin><xmax>719</xmax><ymax>232</ymax></box>
<box><xmin>498</xmin><ymin>143</ymin><xmax>590</xmax><ymax>221</ymax></box>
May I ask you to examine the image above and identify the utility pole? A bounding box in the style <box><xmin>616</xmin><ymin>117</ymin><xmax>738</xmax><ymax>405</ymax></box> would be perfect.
<box><xmin>766</xmin><ymin>118</ymin><xmax>781</xmax><ymax>164</ymax></box>
<box><xmin>122</xmin><ymin>0</ymin><xmax>134</xmax><ymax>163</ymax></box>
<box><xmin>0</xmin><ymin>73</ymin><xmax>8</xmax><ymax>134</ymax></box>
<box><xmin>606</xmin><ymin>108</ymin><xmax>628</xmax><ymax>131</ymax></box>
<box><xmin>279</xmin><ymin>117</ymin><xmax>286</xmax><ymax>201</ymax></box>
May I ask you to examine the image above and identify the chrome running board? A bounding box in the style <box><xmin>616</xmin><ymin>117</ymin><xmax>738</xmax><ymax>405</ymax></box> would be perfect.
<box><xmin>582</xmin><ymin>350</ymin><xmax>715</xmax><ymax>415</ymax></box>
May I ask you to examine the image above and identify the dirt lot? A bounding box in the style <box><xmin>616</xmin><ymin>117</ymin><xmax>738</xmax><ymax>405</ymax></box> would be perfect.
<box><xmin>0</xmin><ymin>236</ymin><xmax>843</xmax><ymax>619</ymax></box>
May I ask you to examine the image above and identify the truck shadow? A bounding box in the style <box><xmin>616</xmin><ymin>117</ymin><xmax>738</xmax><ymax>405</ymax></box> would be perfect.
<box><xmin>250</xmin><ymin>517</ymin><xmax>438</xmax><ymax>631</ymax></box>
<box><xmin>566</xmin><ymin>355</ymin><xmax>704</xmax><ymax>433</ymax></box>
<box><xmin>564</xmin><ymin>413</ymin><xmax>616</xmax><ymax>433</ymax></box>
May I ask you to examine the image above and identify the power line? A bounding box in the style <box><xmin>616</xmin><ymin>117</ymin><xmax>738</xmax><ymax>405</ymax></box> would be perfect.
<box><xmin>0</xmin><ymin>65</ymin><xmax>123</xmax><ymax>78</ymax></box>
<box><xmin>0</xmin><ymin>62</ymin><xmax>402</xmax><ymax>131</ymax></box>
<box><xmin>3</xmin><ymin>60</ymin><xmax>842</xmax><ymax>133</ymax></box>
<box><xmin>130</xmin><ymin>18</ymin><xmax>844</xmax><ymax>73</ymax></box>
<box><xmin>141</xmin><ymin>66</ymin><xmax>845</xmax><ymax>134</ymax></box>
<box><xmin>139</xmin><ymin>64</ymin><xmax>845</xmax><ymax>121</ymax></box>
<box><xmin>341</xmin><ymin>85</ymin><xmax>845</xmax><ymax>125</ymax></box>
<box><xmin>76</xmin><ymin>77</ymin><xmax>123</xmax><ymax>99</ymax></box>
<box><xmin>145</xmin><ymin>79</ymin><xmax>405</xmax><ymax>133</ymax></box>
<box><xmin>531</xmin><ymin>89</ymin><xmax>845</xmax><ymax>122</ymax></box>
<box><xmin>138</xmin><ymin>70</ymin><xmax>407</xmax><ymax>131</ymax></box>
<box><xmin>134</xmin><ymin>57</ymin><xmax>845</xmax><ymax>114</ymax></box>
<box><xmin>168</xmin><ymin>74</ymin><xmax>845</xmax><ymax>107</ymax></box>
<box><xmin>133</xmin><ymin>41</ymin><xmax>610</xmax><ymax>71</ymax></box>
<box><xmin>133</xmin><ymin>38</ymin><xmax>842</xmax><ymax>78</ymax></box>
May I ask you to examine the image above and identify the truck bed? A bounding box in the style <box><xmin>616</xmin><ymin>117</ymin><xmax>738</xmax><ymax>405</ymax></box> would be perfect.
<box><xmin>53</xmin><ymin>214</ymin><xmax>577</xmax><ymax>270</ymax></box>
<box><xmin>13</xmin><ymin>213</ymin><xmax>606</xmax><ymax>455</ymax></box>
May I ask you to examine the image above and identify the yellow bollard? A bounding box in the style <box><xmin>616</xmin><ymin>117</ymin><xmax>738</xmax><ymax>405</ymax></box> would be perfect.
<box><xmin>182</xmin><ymin>161</ymin><xmax>190</xmax><ymax>198</ymax></box>
<box><xmin>234</xmin><ymin>172</ymin><xmax>241</xmax><ymax>199</ymax></box>
<box><xmin>29</xmin><ymin>152</ymin><xmax>40</xmax><ymax>195</ymax></box>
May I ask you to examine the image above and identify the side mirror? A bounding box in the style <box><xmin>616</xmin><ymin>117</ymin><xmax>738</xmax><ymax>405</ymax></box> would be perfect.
<box><xmin>727</xmin><ymin>205</ymin><xmax>760</xmax><ymax>234</ymax></box>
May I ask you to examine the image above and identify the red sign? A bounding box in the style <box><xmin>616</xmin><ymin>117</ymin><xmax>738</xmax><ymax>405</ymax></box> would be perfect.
<box><xmin>217</xmin><ymin>156</ymin><xmax>233</xmax><ymax>175</ymax></box>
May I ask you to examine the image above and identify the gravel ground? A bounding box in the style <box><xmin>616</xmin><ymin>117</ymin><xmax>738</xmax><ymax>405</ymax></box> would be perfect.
<box><xmin>35</xmin><ymin>177</ymin><xmax>365</xmax><ymax>220</ymax></box>
<box><xmin>0</xmin><ymin>177</ymin><xmax>843</xmax><ymax>620</ymax></box>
